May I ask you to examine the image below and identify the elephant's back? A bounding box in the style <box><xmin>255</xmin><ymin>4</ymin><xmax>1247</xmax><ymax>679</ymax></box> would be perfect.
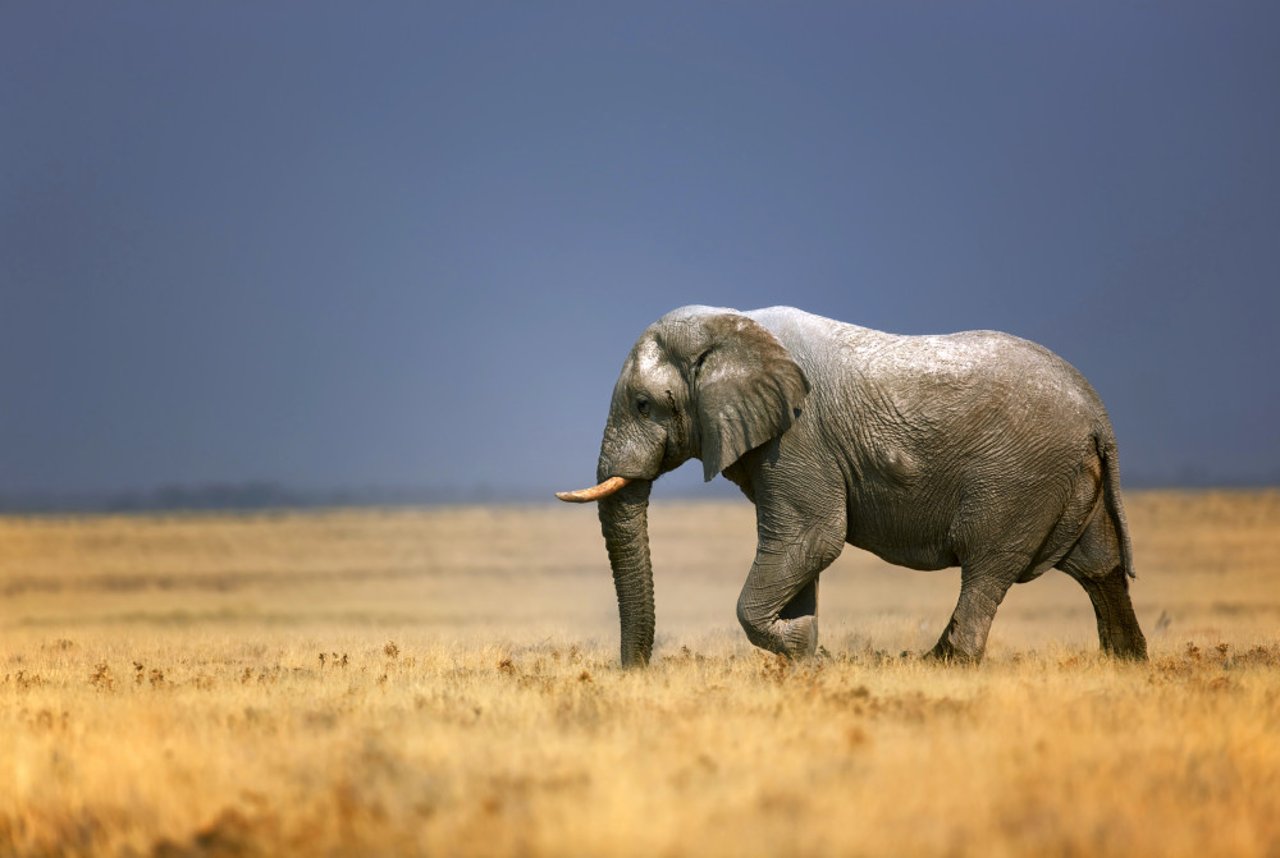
<box><xmin>746</xmin><ymin>307</ymin><xmax>1111</xmax><ymax>442</ymax></box>
<box><xmin>861</xmin><ymin>330</ymin><xmax>1106</xmax><ymax>441</ymax></box>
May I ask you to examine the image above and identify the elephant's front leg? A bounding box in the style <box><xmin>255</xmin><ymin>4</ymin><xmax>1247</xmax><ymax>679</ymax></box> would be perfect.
<box><xmin>736</xmin><ymin>522</ymin><xmax>844</xmax><ymax>659</ymax></box>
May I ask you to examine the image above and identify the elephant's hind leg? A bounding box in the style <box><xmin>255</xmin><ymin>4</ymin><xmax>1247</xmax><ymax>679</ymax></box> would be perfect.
<box><xmin>929</xmin><ymin>554</ymin><xmax>1024</xmax><ymax>663</ymax></box>
<box><xmin>1068</xmin><ymin>568</ymin><xmax>1147</xmax><ymax>659</ymax></box>
<box><xmin>1058</xmin><ymin>509</ymin><xmax>1148</xmax><ymax>659</ymax></box>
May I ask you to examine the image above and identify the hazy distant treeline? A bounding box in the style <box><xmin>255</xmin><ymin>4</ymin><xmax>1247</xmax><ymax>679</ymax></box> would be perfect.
<box><xmin>1</xmin><ymin>472</ymin><xmax>1276</xmax><ymax>514</ymax></box>
<box><xmin>0</xmin><ymin>482</ymin><xmax>521</xmax><ymax>514</ymax></box>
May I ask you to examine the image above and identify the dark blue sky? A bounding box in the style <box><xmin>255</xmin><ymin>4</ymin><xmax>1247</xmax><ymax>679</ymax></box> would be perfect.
<box><xmin>3</xmin><ymin>3</ymin><xmax>1278</xmax><ymax>499</ymax></box>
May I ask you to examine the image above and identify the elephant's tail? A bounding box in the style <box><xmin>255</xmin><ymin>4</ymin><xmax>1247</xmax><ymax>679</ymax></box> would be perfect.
<box><xmin>1097</xmin><ymin>433</ymin><xmax>1136</xmax><ymax>579</ymax></box>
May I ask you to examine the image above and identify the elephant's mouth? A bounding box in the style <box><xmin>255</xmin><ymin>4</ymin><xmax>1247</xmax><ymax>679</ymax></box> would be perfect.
<box><xmin>555</xmin><ymin>476</ymin><xmax>632</xmax><ymax>503</ymax></box>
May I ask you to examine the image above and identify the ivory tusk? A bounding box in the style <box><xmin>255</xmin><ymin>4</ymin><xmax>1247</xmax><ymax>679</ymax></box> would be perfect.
<box><xmin>555</xmin><ymin>476</ymin><xmax>631</xmax><ymax>503</ymax></box>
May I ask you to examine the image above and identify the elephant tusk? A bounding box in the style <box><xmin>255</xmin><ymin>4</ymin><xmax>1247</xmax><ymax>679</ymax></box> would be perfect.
<box><xmin>555</xmin><ymin>476</ymin><xmax>631</xmax><ymax>503</ymax></box>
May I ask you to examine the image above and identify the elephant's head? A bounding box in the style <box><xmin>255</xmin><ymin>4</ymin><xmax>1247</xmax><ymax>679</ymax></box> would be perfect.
<box><xmin>557</xmin><ymin>306</ymin><xmax>809</xmax><ymax>666</ymax></box>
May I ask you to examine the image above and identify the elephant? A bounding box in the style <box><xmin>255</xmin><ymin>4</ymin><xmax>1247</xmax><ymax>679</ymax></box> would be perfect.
<box><xmin>557</xmin><ymin>305</ymin><xmax>1147</xmax><ymax>667</ymax></box>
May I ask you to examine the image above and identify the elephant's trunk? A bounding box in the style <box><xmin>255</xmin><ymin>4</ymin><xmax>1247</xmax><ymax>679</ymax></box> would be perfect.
<box><xmin>597</xmin><ymin>478</ymin><xmax>655</xmax><ymax>667</ymax></box>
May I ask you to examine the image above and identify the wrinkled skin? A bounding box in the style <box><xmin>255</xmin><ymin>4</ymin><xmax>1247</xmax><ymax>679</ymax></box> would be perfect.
<box><xmin>577</xmin><ymin>306</ymin><xmax>1147</xmax><ymax>667</ymax></box>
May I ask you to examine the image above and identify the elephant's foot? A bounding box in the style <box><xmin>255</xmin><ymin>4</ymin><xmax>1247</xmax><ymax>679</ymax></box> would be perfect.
<box><xmin>778</xmin><ymin>615</ymin><xmax>819</xmax><ymax>659</ymax></box>
<box><xmin>924</xmin><ymin>612</ymin><xmax>993</xmax><ymax>664</ymax></box>
<box><xmin>1104</xmin><ymin>637</ymin><xmax>1148</xmax><ymax>661</ymax></box>
<box><xmin>741</xmin><ymin>613</ymin><xmax>819</xmax><ymax>660</ymax></box>
<box><xmin>924</xmin><ymin>633</ymin><xmax>983</xmax><ymax>665</ymax></box>
<box><xmin>1099</xmin><ymin>621</ymin><xmax>1148</xmax><ymax>661</ymax></box>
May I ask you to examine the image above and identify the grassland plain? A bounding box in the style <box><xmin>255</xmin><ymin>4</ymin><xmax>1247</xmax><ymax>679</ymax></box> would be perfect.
<box><xmin>2</xmin><ymin>491</ymin><xmax>1279</xmax><ymax>857</ymax></box>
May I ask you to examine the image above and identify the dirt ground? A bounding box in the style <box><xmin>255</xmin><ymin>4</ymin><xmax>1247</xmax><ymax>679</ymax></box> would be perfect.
<box><xmin>2</xmin><ymin>490</ymin><xmax>1278</xmax><ymax>856</ymax></box>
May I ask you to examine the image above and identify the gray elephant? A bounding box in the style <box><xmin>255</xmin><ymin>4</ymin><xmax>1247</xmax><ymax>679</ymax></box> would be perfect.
<box><xmin>558</xmin><ymin>306</ymin><xmax>1147</xmax><ymax>666</ymax></box>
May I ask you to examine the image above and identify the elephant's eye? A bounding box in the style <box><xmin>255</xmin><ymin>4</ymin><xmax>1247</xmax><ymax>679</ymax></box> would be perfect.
<box><xmin>636</xmin><ymin>398</ymin><xmax>650</xmax><ymax>417</ymax></box>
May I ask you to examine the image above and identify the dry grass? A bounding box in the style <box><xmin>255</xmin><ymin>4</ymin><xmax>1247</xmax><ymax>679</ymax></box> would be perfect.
<box><xmin>3</xmin><ymin>491</ymin><xmax>1279</xmax><ymax>856</ymax></box>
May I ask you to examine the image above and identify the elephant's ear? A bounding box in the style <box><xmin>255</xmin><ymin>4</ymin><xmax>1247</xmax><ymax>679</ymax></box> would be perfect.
<box><xmin>691</xmin><ymin>314</ymin><xmax>810</xmax><ymax>481</ymax></box>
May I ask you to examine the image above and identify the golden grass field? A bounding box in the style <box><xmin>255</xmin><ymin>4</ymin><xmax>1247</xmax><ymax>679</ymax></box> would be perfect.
<box><xmin>3</xmin><ymin>490</ymin><xmax>1279</xmax><ymax>857</ymax></box>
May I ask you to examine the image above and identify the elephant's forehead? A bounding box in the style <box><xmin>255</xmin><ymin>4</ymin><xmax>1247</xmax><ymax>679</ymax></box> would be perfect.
<box><xmin>626</xmin><ymin>338</ymin><xmax>682</xmax><ymax>391</ymax></box>
<box><xmin>634</xmin><ymin>338</ymin><xmax>663</xmax><ymax>373</ymax></box>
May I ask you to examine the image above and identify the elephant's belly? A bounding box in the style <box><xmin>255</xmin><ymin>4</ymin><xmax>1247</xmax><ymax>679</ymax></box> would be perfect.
<box><xmin>851</xmin><ymin>537</ymin><xmax>959</xmax><ymax>572</ymax></box>
<box><xmin>845</xmin><ymin>503</ymin><xmax>959</xmax><ymax>571</ymax></box>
